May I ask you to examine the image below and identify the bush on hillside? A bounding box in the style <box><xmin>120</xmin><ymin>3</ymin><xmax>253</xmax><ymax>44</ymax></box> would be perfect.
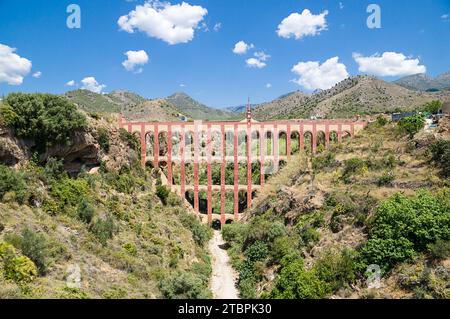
<box><xmin>179</xmin><ymin>214</ymin><xmax>212</xmax><ymax>247</ymax></box>
<box><xmin>0</xmin><ymin>241</ymin><xmax>38</xmax><ymax>284</ymax></box>
<box><xmin>97</xmin><ymin>128</ymin><xmax>110</xmax><ymax>153</ymax></box>
<box><xmin>4</xmin><ymin>93</ymin><xmax>87</xmax><ymax>152</ymax></box>
<box><xmin>90</xmin><ymin>216</ymin><xmax>116</xmax><ymax>246</ymax></box>
<box><xmin>422</xmin><ymin>100</ymin><xmax>442</xmax><ymax>114</ymax></box>
<box><xmin>397</xmin><ymin>114</ymin><xmax>425</xmax><ymax>138</ymax></box>
<box><xmin>358</xmin><ymin>190</ymin><xmax>450</xmax><ymax>273</ymax></box>
<box><xmin>0</xmin><ymin>165</ymin><xmax>28</xmax><ymax>204</ymax></box>
<box><xmin>430</xmin><ymin>139</ymin><xmax>450</xmax><ymax>177</ymax></box>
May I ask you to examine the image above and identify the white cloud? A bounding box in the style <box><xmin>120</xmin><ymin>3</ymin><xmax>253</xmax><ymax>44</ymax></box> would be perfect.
<box><xmin>81</xmin><ymin>77</ymin><xmax>106</xmax><ymax>93</ymax></box>
<box><xmin>122</xmin><ymin>50</ymin><xmax>149</xmax><ymax>73</ymax></box>
<box><xmin>213</xmin><ymin>22</ymin><xmax>222</xmax><ymax>31</ymax></box>
<box><xmin>233</xmin><ymin>41</ymin><xmax>254</xmax><ymax>55</ymax></box>
<box><xmin>353</xmin><ymin>52</ymin><xmax>426</xmax><ymax>77</ymax></box>
<box><xmin>32</xmin><ymin>71</ymin><xmax>42</xmax><ymax>78</ymax></box>
<box><xmin>0</xmin><ymin>43</ymin><xmax>32</xmax><ymax>85</ymax></box>
<box><xmin>266</xmin><ymin>83</ymin><xmax>272</xmax><ymax>88</ymax></box>
<box><xmin>291</xmin><ymin>57</ymin><xmax>349</xmax><ymax>90</ymax></box>
<box><xmin>277</xmin><ymin>9</ymin><xmax>329</xmax><ymax>40</ymax></box>
<box><xmin>246</xmin><ymin>58</ymin><xmax>266</xmax><ymax>69</ymax></box>
<box><xmin>66</xmin><ymin>80</ymin><xmax>76</xmax><ymax>87</ymax></box>
<box><xmin>254</xmin><ymin>51</ymin><xmax>270</xmax><ymax>62</ymax></box>
<box><xmin>118</xmin><ymin>1</ymin><xmax>208</xmax><ymax>45</ymax></box>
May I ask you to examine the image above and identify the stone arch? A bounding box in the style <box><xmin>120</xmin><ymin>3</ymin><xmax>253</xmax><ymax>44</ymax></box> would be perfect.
<box><xmin>211</xmin><ymin>131</ymin><xmax>222</xmax><ymax>157</ymax></box>
<box><xmin>145</xmin><ymin>132</ymin><xmax>155</xmax><ymax>157</ymax></box>
<box><xmin>184</xmin><ymin>163</ymin><xmax>194</xmax><ymax>185</ymax></box>
<box><xmin>290</xmin><ymin>131</ymin><xmax>300</xmax><ymax>155</ymax></box>
<box><xmin>238</xmin><ymin>131</ymin><xmax>248</xmax><ymax>157</ymax></box>
<box><xmin>212</xmin><ymin>219</ymin><xmax>222</xmax><ymax>230</ymax></box>
<box><xmin>225</xmin><ymin>219</ymin><xmax>233</xmax><ymax>225</ymax></box>
<box><xmin>238</xmin><ymin>161</ymin><xmax>247</xmax><ymax>185</ymax></box>
<box><xmin>171</xmin><ymin>130</ymin><xmax>182</xmax><ymax>157</ymax></box>
<box><xmin>211</xmin><ymin>163</ymin><xmax>221</xmax><ymax>185</ymax></box>
<box><xmin>158</xmin><ymin>131</ymin><xmax>168</xmax><ymax>157</ymax></box>
<box><xmin>316</xmin><ymin>131</ymin><xmax>326</xmax><ymax>153</ymax></box>
<box><xmin>265</xmin><ymin>131</ymin><xmax>273</xmax><ymax>156</ymax></box>
<box><xmin>251</xmin><ymin>161</ymin><xmax>261</xmax><ymax>185</ymax></box>
<box><xmin>330</xmin><ymin>131</ymin><xmax>338</xmax><ymax>144</ymax></box>
<box><xmin>198</xmin><ymin>190</ymin><xmax>208</xmax><ymax>215</ymax></box>
<box><xmin>225</xmin><ymin>131</ymin><xmax>234</xmax><ymax>157</ymax></box>
<box><xmin>264</xmin><ymin>160</ymin><xmax>275</xmax><ymax>180</ymax></box>
<box><xmin>238</xmin><ymin>190</ymin><xmax>247</xmax><ymax>214</ymax></box>
<box><xmin>185</xmin><ymin>131</ymin><xmax>195</xmax><ymax>159</ymax></box>
<box><xmin>342</xmin><ymin>131</ymin><xmax>351</xmax><ymax>141</ymax></box>
<box><xmin>278</xmin><ymin>131</ymin><xmax>287</xmax><ymax>156</ymax></box>
<box><xmin>185</xmin><ymin>190</ymin><xmax>194</xmax><ymax>207</ymax></box>
<box><xmin>251</xmin><ymin>131</ymin><xmax>260</xmax><ymax>158</ymax></box>
<box><xmin>304</xmin><ymin>131</ymin><xmax>313</xmax><ymax>154</ymax></box>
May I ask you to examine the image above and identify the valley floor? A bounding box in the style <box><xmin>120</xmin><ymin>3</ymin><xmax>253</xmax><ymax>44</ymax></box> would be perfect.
<box><xmin>209</xmin><ymin>231</ymin><xmax>239</xmax><ymax>299</ymax></box>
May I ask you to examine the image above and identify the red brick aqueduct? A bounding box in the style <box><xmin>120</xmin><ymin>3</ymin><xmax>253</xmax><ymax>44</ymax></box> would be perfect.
<box><xmin>118</xmin><ymin>107</ymin><xmax>367</xmax><ymax>228</ymax></box>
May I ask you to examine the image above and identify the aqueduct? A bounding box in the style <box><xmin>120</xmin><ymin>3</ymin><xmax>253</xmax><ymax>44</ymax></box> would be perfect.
<box><xmin>118</xmin><ymin>106</ymin><xmax>367</xmax><ymax>228</ymax></box>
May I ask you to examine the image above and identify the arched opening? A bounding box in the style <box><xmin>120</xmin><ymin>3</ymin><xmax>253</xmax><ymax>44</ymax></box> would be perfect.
<box><xmin>158</xmin><ymin>161</ymin><xmax>168</xmax><ymax>177</ymax></box>
<box><xmin>225</xmin><ymin>163</ymin><xmax>234</xmax><ymax>185</ymax></box>
<box><xmin>290</xmin><ymin>131</ymin><xmax>300</xmax><ymax>155</ymax></box>
<box><xmin>265</xmin><ymin>131</ymin><xmax>273</xmax><ymax>156</ymax></box>
<box><xmin>171</xmin><ymin>131</ymin><xmax>181</xmax><ymax>158</ymax></box>
<box><xmin>225</xmin><ymin>192</ymin><xmax>234</xmax><ymax>215</ymax></box>
<box><xmin>211</xmin><ymin>192</ymin><xmax>221</xmax><ymax>215</ymax></box>
<box><xmin>225</xmin><ymin>219</ymin><xmax>233</xmax><ymax>225</ymax></box>
<box><xmin>278</xmin><ymin>132</ymin><xmax>287</xmax><ymax>156</ymax></box>
<box><xmin>211</xmin><ymin>131</ymin><xmax>222</xmax><ymax>157</ymax></box>
<box><xmin>238</xmin><ymin>190</ymin><xmax>247</xmax><ymax>214</ymax></box>
<box><xmin>185</xmin><ymin>131</ymin><xmax>195</xmax><ymax>160</ymax></box>
<box><xmin>185</xmin><ymin>190</ymin><xmax>194</xmax><ymax>207</ymax></box>
<box><xmin>342</xmin><ymin>131</ymin><xmax>351</xmax><ymax>141</ymax></box>
<box><xmin>212</xmin><ymin>220</ymin><xmax>222</xmax><ymax>230</ymax></box>
<box><xmin>316</xmin><ymin>131</ymin><xmax>326</xmax><ymax>153</ymax></box>
<box><xmin>279</xmin><ymin>160</ymin><xmax>287</xmax><ymax>169</ymax></box>
<box><xmin>184</xmin><ymin>163</ymin><xmax>194</xmax><ymax>185</ymax></box>
<box><xmin>146</xmin><ymin>132</ymin><xmax>154</xmax><ymax>157</ymax></box>
<box><xmin>304</xmin><ymin>131</ymin><xmax>313</xmax><ymax>155</ymax></box>
<box><xmin>330</xmin><ymin>131</ymin><xmax>338</xmax><ymax>144</ymax></box>
<box><xmin>171</xmin><ymin>163</ymin><xmax>181</xmax><ymax>185</ymax></box>
<box><xmin>251</xmin><ymin>161</ymin><xmax>261</xmax><ymax>185</ymax></box>
<box><xmin>159</xmin><ymin>132</ymin><xmax>168</xmax><ymax>157</ymax></box>
<box><xmin>199</xmin><ymin>131</ymin><xmax>207</xmax><ymax>157</ymax></box>
<box><xmin>251</xmin><ymin>131</ymin><xmax>260</xmax><ymax>158</ymax></box>
<box><xmin>198</xmin><ymin>162</ymin><xmax>208</xmax><ymax>185</ymax></box>
<box><xmin>264</xmin><ymin>160</ymin><xmax>275</xmax><ymax>181</ymax></box>
<box><xmin>211</xmin><ymin>163</ymin><xmax>221</xmax><ymax>185</ymax></box>
<box><xmin>225</xmin><ymin>131</ymin><xmax>234</xmax><ymax>157</ymax></box>
<box><xmin>238</xmin><ymin>131</ymin><xmax>248</xmax><ymax>157</ymax></box>
<box><xmin>198</xmin><ymin>191</ymin><xmax>207</xmax><ymax>215</ymax></box>
<box><xmin>238</xmin><ymin>161</ymin><xmax>247</xmax><ymax>185</ymax></box>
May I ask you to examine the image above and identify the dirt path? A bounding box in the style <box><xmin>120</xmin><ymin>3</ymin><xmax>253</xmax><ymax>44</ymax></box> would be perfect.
<box><xmin>209</xmin><ymin>230</ymin><xmax>239</xmax><ymax>299</ymax></box>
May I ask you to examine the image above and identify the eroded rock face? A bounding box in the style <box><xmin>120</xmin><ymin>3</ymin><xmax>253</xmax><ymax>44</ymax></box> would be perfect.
<box><xmin>43</xmin><ymin>130</ymin><xmax>100</xmax><ymax>174</ymax></box>
<box><xmin>0</xmin><ymin>126</ymin><xmax>30</xmax><ymax>166</ymax></box>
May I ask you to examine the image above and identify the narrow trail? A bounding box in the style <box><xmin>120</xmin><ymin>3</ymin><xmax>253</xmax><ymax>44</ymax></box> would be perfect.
<box><xmin>209</xmin><ymin>230</ymin><xmax>239</xmax><ymax>299</ymax></box>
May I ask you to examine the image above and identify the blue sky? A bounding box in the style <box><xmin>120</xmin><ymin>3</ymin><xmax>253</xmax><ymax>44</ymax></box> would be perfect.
<box><xmin>0</xmin><ymin>0</ymin><xmax>449</xmax><ymax>108</ymax></box>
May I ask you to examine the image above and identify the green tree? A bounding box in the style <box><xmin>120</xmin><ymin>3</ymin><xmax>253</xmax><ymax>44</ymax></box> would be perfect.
<box><xmin>397</xmin><ymin>114</ymin><xmax>425</xmax><ymax>138</ymax></box>
<box><xmin>422</xmin><ymin>100</ymin><xmax>442</xmax><ymax>114</ymax></box>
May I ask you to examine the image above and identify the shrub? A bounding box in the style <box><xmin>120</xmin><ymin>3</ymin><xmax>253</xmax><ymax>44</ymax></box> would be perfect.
<box><xmin>180</xmin><ymin>214</ymin><xmax>212</xmax><ymax>247</ymax></box>
<box><xmin>376</xmin><ymin>115</ymin><xmax>388</xmax><ymax>126</ymax></box>
<box><xmin>158</xmin><ymin>271</ymin><xmax>211</xmax><ymax>299</ymax></box>
<box><xmin>4</xmin><ymin>93</ymin><xmax>86</xmax><ymax>152</ymax></box>
<box><xmin>358</xmin><ymin>191</ymin><xmax>450</xmax><ymax>273</ymax></box>
<box><xmin>156</xmin><ymin>185</ymin><xmax>170</xmax><ymax>205</ymax></box>
<box><xmin>422</xmin><ymin>100</ymin><xmax>442</xmax><ymax>114</ymax></box>
<box><xmin>0</xmin><ymin>104</ymin><xmax>19</xmax><ymax>126</ymax></box>
<box><xmin>16</xmin><ymin>228</ymin><xmax>49</xmax><ymax>275</ymax></box>
<box><xmin>119</xmin><ymin>128</ymin><xmax>140</xmax><ymax>152</ymax></box>
<box><xmin>270</xmin><ymin>258</ymin><xmax>329</xmax><ymax>299</ymax></box>
<box><xmin>244</xmin><ymin>241</ymin><xmax>269</xmax><ymax>263</ymax></box>
<box><xmin>97</xmin><ymin>128</ymin><xmax>110</xmax><ymax>153</ymax></box>
<box><xmin>397</xmin><ymin>114</ymin><xmax>424</xmax><ymax>138</ymax></box>
<box><xmin>377</xmin><ymin>171</ymin><xmax>395</xmax><ymax>186</ymax></box>
<box><xmin>341</xmin><ymin>158</ymin><xmax>367</xmax><ymax>183</ymax></box>
<box><xmin>76</xmin><ymin>198</ymin><xmax>95</xmax><ymax>223</ymax></box>
<box><xmin>0</xmin><ymin>165</ymin><xmax>28</xmax><ymax>204</ymax></box>
<box><xmin>428</xmin><ymin>239</ymin><xmax>450</xmax><ymax>261</ymax></box>
<box><xmin>90</xmin><ymin>216</ymin><xmax>116</xmax><ymax>246</ymax></box>
<box><xmin>222</xmin><ymin>223</ymin><xmax>249</xmax><ymax>246</ymax></box>
<box><xmin>312</xmin><ymin>152</ymin><xmax>337</xmax><ymax>171</ymax></box>
<box><xmin>44</xmin><ymin>157</ymin><xmax>65</xmax><ymax>180</ymax></box>
<box><xmin>51</xmin><ymin>177</ymin><xmax>91</xmax><ymax>214</ymax></box>
<box><xmin>123</xmin><ymin>243</ymin><xmax>137</xmax><ymax>256</ymax></box>
<box><xmin>313</xmin><ymin>249</ymin><xmax>356</xmax><ymax>292</ymax></box>
<box><xmin>3</xmin><ymin>255</ymin><xmax>38</xmax><ymax>284</ymax></box>
<box><xmin>430</xmin><ymin>139</ymin><xmax>450</xmax><ymax>177</ymax></box>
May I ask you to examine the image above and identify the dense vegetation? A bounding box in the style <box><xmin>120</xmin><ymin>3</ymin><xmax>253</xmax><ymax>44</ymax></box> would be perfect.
<box><xmin>0</xmin><ymin>93</ymin><xmax>87</xmax><ymax>152</ymax></box>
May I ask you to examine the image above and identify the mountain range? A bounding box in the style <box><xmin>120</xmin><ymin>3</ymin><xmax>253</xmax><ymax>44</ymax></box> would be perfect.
<box><xmin>394</xmin><ymin>72</ymin><xmax>450</xmax><ymax>92</ymax></box>
<box><xmin>65</xmin><ymin>75</ymin><xmax>450</xmax><ymax>122</ymax></box>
